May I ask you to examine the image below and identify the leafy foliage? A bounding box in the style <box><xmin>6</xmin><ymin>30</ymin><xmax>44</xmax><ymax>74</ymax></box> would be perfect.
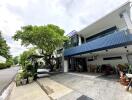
<box><xmin>13</xmin><ymin>24</ymin><xmax>68</xmax><ymax>71</ymax></box>
<box><xmin>0</xmin><ymin>32</ymin><xmax>10</xmax><ymax>58</ymax></box>
<box><xmin>128</xmin><ymin>64</ymin><xmax>132</xmax><ymax>74</ymax></box>
<box><xmin>6</xmin><ymin>57</ymin><xmax>13</xmax><ymax>67</ymax></box>
<box><xmin>13</xmin><ymin>56</ymin><xmax>19</xmax><ymax>65</ymax></box>
<box><xmin>0</xmin><ymin>63</ymin><xmax>11</xmax><ymax>69</ymax></box>
<box><xmin>19</xmin><ymin>48</ymin><xmax>36</xmax><ymax>66</ymax></box>
<box><xmin>0</xmin><ymin>56</ymin><xmax>13</xmax><ymax>69</ymax></box>
<box><xmin>13</xmin><ymin>24</ymin><xmax>68</xmax><ymax>54</ymax></box>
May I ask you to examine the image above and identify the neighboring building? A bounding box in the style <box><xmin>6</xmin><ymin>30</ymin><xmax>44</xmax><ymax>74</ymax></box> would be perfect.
<box><xmin>63</xmin><ymin>2</ymin><xmax>132</xmax><ymax>72</ymax></box>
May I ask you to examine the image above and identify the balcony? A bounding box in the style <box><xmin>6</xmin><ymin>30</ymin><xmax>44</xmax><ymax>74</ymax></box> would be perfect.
<box><xmin>64</xmin><ymin>30</ymin><xmax>132</xmax><ymax>57</ymax></box>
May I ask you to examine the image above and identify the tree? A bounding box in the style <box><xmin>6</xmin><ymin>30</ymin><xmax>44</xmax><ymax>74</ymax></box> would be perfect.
<box><xmin>13</xmin><ymin>56</ymin><xmax>19</xmax><ymax>65</ymax></box>
<box><xmin>6</xmin><ymin>57</ymin><xmax>13</xmax><ymax>67</ymax></box>
<box><xmin>19</xmin><ymin>48</ymin><xmax>36</xmax><ymax>66</ymax></box>
<box><xmin>13</xmin><ymin>24</ymin><xmax>68</xmax><ymax>71</ymax></box>
<box><xmin>0</xmin><ymin>32</ymin><xmax>10</xmax><ymax>59</ymax></box>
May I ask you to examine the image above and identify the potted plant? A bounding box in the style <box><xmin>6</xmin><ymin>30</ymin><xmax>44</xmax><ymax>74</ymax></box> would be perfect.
<box><xmin>128</xmin><ymin>64</ymin><xmax>132</xmax><ymax>74</ymax></box>
<box><xmin>28</xmin><ymin>72</ymin><xmax>34</xmax><ymax>83</ymax></box>
<box><xmin>20</xmin><ymin>70</ymin><xmax>28</xmax><ymax>85</ymax></box>
<box><xmin>21</xmin><ymin>79</ymin><xmax>27</xmax><ymax>85</ymax></box>
<box><xmin>16</xmin><ymin>73</ymin><xmax>22</xmax><ymax>86</ymax></box>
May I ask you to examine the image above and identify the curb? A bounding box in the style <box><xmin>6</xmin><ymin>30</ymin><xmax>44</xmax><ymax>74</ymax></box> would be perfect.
<box><xmin>0</xmin><ymin>72</ymin><xmax>17</xmax><ymax>95</ymax></box>
<box><xmin>0</xmin><ymin>82</ymin><xmax>15</xmax><ymax>100</ymax></box>
<box><xmin>0</xmin><ymin>73</ymin><xmax>17</xmax><ymax>100</ymax></box>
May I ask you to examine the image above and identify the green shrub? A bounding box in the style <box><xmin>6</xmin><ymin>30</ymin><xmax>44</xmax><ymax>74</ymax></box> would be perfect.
<box><xmin>20</xmin><ymin>70</ymin><xmax>28</xmax><ymax>79</ymax></box>
<box><xmin>0</xmin><ymin>63</ymin><xmax>10</xmax><ymax>69</ymax></box>
<box><xmin>16</xmin><ymin>73</ymin><xmax>22</xmax><ymax>81</ymax></box>
<box><xmin>128</xmin><ymin>65</ymin><xmax>132</xmax><ymax>74</ymax></box>
<box><xmin>17</xmin><ymin>63</ymin><xmax>35</xmax><ymax>81</ymax></box>
<box><xmin>6</xmin><ymin>63</ymin><xmax>11</xmax><ymax>68</ymax></box>
<box><xmin>24</xmin><ymin>63</ymin><xmax>35</xmax><ymax>77</ymax></box>
<box><xmin>6</xmin><ymin>58</ymin><xmax>13</xmax><ymax>67</ymax></box>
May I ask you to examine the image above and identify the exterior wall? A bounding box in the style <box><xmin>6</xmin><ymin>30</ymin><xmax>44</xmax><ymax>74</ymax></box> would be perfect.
<box><xmin>122</xmin><ymin>11</ymin><xmax>132</xmax><ymax>33</ymax></box>
<box><xmin>86</xmin><ymin>54</ymin><xmax>128</xmax><ymax>66</ymax></box>
<box><xmin>127</xmin><ymin>54</ymin><xmax>132</xmax><ymax>65</ymax></box>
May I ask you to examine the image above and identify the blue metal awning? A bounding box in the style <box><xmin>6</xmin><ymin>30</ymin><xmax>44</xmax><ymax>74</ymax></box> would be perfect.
<box><xmin>64</xmin><ymin>30</ymin><xmax>132</xmax><ymax>57</ymax></box>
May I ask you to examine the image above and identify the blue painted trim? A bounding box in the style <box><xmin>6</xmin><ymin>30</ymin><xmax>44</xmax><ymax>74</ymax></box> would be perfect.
<box><xmin>64</xmin><ymin>31</ymin><xmax>132</xmax><ymax>57</ymax></box>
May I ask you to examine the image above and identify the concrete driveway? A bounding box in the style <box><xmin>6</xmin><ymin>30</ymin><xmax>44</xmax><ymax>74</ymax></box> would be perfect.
<box><xmin>50</xmin><ymin>73</ymin><xmax>132</xmax><ymax>100</ymax></box>
<box><xmin>0</xmin><ymin>67</ymin><xmax>19</xmax><ymax>94</ymax></box>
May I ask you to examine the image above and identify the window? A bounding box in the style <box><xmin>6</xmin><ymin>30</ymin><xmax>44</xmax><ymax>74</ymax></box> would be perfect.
<box><xmin>86</xmin><ymin>26</ymin><xmax>117</xmax><ymax>42</ymax></box>
<box><xmin>71</xmin><ymin>35</ymin><xmax>78</xmax><ymax>46</ymax></box>
<box><xmin>88</xmin><ymin>58</ymin><xmax>94</xmax><ymax>61</ymax></box>
<box><xmin>64</xmin><ymin>34</ymin><xmax>79</xmax><ymax>49</ymax></box>
<box><xmin>103</xmin><ymin>56</ymin><xmax>122</xmax><ymax>60</ymax></box>
<box><xmin>81</xmin><ymin>37</ymin><xmax>85</xmax><ymax>43</ymax></box>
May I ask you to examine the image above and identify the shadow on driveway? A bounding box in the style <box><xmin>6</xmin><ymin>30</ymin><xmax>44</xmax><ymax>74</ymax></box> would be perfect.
<box><xmin>77</xmin><ymin>95</ymin><xmax>94</xmax><ymax>100</ymax></box>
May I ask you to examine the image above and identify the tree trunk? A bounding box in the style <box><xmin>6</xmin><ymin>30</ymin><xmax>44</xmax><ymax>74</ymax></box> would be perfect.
<box><xmin>43</xmin><ymin>53</ymin><xmax>54</xmax><ymax>72</ymax></box>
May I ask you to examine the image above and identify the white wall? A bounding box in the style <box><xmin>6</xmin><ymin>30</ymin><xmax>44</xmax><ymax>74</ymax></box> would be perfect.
<box><xmin>127</xmin><ymin>54</ymin><xmax>132</xmax><ymax>65</ymax></box>
<box><xmin>86</xmin><ymin>54</ymin><xmax>128</xmax><ymax>66</ymax></box>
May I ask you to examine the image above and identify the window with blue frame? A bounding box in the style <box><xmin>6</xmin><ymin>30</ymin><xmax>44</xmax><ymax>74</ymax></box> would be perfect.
<box><xmin>64</xmin><ymin>34</ymin><xmax>79</xmax><ymax>49</ymax></box>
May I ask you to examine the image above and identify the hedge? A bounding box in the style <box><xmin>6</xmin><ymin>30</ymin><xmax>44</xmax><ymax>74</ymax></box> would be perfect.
<box><xmin>0</xmin><ymin>63</ymin><xmax>11</xmax><ymax>69</ymax></box>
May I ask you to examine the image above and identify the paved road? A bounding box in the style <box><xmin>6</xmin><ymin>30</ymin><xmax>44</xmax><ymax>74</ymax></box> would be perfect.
<box><xmin>0</xmin><ymin>67</ymin><xmax>19</xmax><ymax>94</ymax></box>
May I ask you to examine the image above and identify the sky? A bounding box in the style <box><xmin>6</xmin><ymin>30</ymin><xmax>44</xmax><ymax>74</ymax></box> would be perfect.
<box><xmin>0</xmin><ymin>0</ymin><xmax>128</xmax><ymax>57</ymax></box>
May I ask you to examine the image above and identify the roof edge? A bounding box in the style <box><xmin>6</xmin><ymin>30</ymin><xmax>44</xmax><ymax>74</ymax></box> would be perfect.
<box><xmin>78</xmin><ymin>1</ymin><xmax>131</xmax><ymax>35</ymax></box>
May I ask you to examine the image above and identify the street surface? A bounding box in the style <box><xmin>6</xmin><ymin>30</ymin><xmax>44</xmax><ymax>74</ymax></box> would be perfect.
<box><xmin>0</xmin><ymin>67</ymin><xmax>19</xmax><ymax>94</ymax></box>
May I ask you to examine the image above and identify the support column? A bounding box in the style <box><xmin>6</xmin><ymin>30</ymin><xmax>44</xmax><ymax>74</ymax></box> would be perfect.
<box><xmin>78</xmin><ymin>36</ymin><xmax>81</xmax><ymax>45</ymax></box>
<box><xmin>61</xmin><ymin>50</ymin><xmax>64</xmax><ymax>72</ymax></box>
<box><xmin>121</xmin><ymin>11</ymin><xmax>132</xmax><ymax>33</ymax></box>
<box><xmin>64</xmin><ymin>59</ymin><xmax>68</xmax><ymax>72</ymax></box>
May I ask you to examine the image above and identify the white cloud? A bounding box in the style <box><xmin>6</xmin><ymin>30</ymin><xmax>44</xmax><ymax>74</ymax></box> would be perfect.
<box><xmin>0</xmin><ymin>0</ymin><xmax>128</xmax><ymax>56</ymax></box>
<box><xmin>0</xmin><ymin>0</ymin><xmax>26</xmax><ymax>57</ymax></box>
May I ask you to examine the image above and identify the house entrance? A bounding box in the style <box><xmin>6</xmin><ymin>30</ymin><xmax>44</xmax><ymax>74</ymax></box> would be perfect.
<box><xmin>68</xmin><ymin>57</ymin><xmax>87</xmax><ymax>72</ymax></box>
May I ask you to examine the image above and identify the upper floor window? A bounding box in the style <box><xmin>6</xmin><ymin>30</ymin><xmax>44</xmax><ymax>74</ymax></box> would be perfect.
<box><xmin>64</xmin><ymin>34</ymin><xmax>79</xmax><ymax>49</ymax></box>
<box><xmin>86</xmin><ymin>26</ymin><xmax>117</xmax><ymax>42</ymax></box>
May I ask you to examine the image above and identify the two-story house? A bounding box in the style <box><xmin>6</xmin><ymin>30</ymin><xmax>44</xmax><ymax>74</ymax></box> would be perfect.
<box><xmin>63</xmin><ymin>1</ymin><xmax>132</xmax><ymax>72</ymax></box>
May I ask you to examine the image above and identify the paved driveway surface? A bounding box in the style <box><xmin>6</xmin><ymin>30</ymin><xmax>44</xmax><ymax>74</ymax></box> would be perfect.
<box><xmin>50</xmin><ymin>73</ymin><xmax>132</xmax><ymax>100</ymax></box>
<box><xmin>0</xmin><ymin>67</ymin><xmax>19</xmax><ymax>94</ymax></box>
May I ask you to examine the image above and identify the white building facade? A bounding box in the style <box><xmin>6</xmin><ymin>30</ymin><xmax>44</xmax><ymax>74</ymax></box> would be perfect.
<box><xmin>63</xmin><ymin>2</ymin><xmax>132</xmax><ymax>72</ymax></box>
